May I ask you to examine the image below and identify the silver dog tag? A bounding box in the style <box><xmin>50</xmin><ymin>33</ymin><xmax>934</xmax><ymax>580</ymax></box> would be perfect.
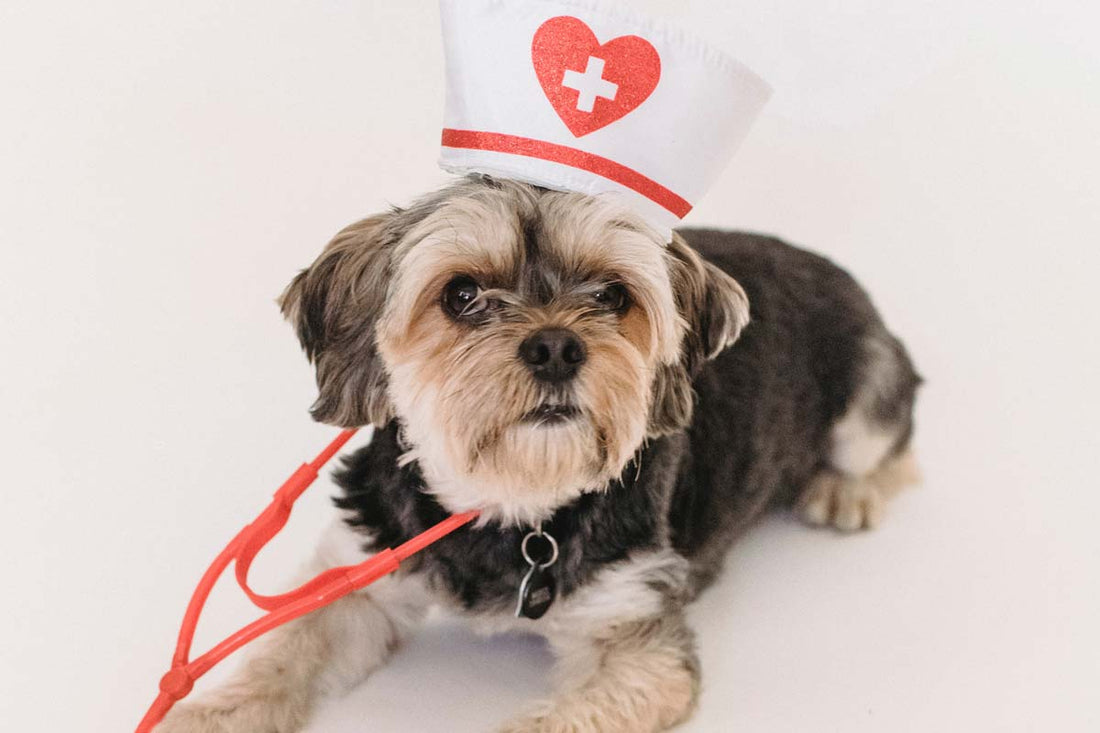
<box><xmin>517</xmin><ymin>564</ymin><xmax>556</xmax><ymax>619</ymax></box>
<box><xmin>515</xmin><ymin>529</ymin><xmax>559</xmax><ymax>620</ymax></box>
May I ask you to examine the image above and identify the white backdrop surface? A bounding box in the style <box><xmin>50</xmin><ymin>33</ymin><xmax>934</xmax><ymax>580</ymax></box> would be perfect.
<box><xmin>1</xmin><ymin>1</ymin><xmax>1098</xmax><ymax>731</ymax></box>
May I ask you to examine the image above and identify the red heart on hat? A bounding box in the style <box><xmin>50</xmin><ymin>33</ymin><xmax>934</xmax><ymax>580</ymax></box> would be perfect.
<box><xmin>532</xmin><ymin>16</ymin><xmax>661</xmax><ymax>138</ymax></box>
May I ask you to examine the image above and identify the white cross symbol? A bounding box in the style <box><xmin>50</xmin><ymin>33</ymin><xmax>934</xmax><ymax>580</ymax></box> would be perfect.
<box><xmin>561</xmin><ymin>56</ymin><xmax>618</xmax><ymax>113</ymax></box>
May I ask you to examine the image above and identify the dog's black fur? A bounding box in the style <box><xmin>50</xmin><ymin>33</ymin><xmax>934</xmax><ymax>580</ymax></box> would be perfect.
<box><xmin>334</xmin><ymin>229</ymin><xmax>920</xmax><ymax>608</ymax></box>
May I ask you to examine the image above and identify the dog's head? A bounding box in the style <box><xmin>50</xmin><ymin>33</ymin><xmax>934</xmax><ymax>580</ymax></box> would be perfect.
<box><xmin>280</xmin><ymin>177</ymin><xmax>748</xmax><ymax>524</ymax></box>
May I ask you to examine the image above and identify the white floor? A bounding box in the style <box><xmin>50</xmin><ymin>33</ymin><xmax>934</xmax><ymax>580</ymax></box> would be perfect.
<box><xmin>1</xmin><ymin>2</ymin><xmax>1098</xmax><ymax>732</ymax></box>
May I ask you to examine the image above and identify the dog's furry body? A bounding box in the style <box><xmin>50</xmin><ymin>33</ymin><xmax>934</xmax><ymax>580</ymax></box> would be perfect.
<box><xmin>157</xmin><ymin>180</ymin><xmax>919</xmax><ymax>733</ymax></box>
<box><xmin>334</xmin><ymin>229</ymin><xmax>918</xmax><ymax>609</ymax></box>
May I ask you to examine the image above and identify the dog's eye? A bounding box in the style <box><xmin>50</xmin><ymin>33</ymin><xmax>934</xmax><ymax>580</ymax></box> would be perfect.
<box><xmin>592</xmin><ymin>283</ymin><xmax>629</xmax><ymax>312</ymax></box>
<box><xmin>443</xmin><ymin>276</ymin><xmax>487</xmax><ymax>318</ymax></box>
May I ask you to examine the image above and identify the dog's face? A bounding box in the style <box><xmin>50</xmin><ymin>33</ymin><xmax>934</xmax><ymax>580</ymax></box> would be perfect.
<box><xmin>280</xmin><ymin>178</ymin><xmax>748</xmax><ymax>524</ymax></box>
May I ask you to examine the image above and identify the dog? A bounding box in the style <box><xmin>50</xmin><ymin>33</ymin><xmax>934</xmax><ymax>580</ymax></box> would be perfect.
<box><xmin>156</xmin><ymin>176</ymin><xmax>920</xmax><ymax>733</ymax></box>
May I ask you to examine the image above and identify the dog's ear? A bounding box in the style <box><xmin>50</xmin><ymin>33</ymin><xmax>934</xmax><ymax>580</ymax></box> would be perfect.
<box><xmin>279</xmin><ymin>215</ymin><xmax>395</xmax><ymax>428</ymax></box>
<box><xmin>649</xmin><ymin>234</ymin><xmax>750</xmax><ymax>435</ymax></box>
<box><xmin>667</xmin><ymin>234</ymin><xmax>751</xmax><ymax>370</ymax></box>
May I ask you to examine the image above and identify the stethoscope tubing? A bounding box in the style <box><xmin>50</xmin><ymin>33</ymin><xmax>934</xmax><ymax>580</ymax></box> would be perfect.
<box><xmin>135</xmin><ymin>428</ymin><xmax>479</xmax><ymax>732</ymax></box>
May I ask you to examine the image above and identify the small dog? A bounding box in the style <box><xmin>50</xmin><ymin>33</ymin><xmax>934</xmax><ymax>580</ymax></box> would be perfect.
<box><xmin>158</xmin><ymin>176</ymin><xmax>920</xmax><ymax>733</ymax></box>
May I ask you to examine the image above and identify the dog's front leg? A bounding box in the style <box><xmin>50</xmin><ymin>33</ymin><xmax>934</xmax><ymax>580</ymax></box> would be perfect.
<box><xmin>155</xmin><ymin>523</ymin><xmax>430</xmax><ymax>733</ymax></box>
<box><xmin>498</xmin><ymin>551</ymin><xmax>701</xmax><ymax>733</ymax></box>
<box><xmin>502</xmin><ymin>611</ymin><xmax>700</xmax><ymax>733</ymax></box>
<box><xmin>500</xmin><ymin>551</ymin><xmax>701</xmax><ymax>733</ymax></box>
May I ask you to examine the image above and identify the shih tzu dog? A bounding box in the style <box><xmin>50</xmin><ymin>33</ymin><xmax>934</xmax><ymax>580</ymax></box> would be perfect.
<box><xmin>158</xmin><ymin>176</ymin><xmax>920</xmax><ymax>733</ymax></box>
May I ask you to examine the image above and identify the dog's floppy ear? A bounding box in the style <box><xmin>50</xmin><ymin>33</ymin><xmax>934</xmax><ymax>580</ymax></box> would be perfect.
<box><xmin>666</xmin><ymin>233</ymin><xmax>751</xmax><ymax>371</ymax></box>
<box><xmin>649</xmin><ymin>234</ymin><xmax>750</xmax><ymax>434</ymax></box>
<box><xmin>279</xmin><ymin>215</ymin><xmax>395</xmax><ymax>427</ymax></box>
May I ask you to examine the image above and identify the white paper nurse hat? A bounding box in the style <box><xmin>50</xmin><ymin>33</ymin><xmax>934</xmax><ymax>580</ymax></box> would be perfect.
<box><xmin>438</xmin><ymin>0</ymin><xmax>772</xmax><ymax>239</ymax></box>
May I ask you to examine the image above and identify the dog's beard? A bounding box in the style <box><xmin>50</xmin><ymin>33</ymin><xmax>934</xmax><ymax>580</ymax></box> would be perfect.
<box><xmin>481</xmin><ymin>412</ymin><xmax>603</xmax><ymax>493</ymax></box>
<box><xmin>387</xmin><ymin>323</ymin><xmax>651</xmax><ymax>525</ymax></box>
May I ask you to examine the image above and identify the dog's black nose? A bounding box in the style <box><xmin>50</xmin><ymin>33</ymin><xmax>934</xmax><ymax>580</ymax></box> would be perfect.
<box><xmin>519</xmin><ymin>328</ymin><xmax>586</xmax><ymax>383</ymax></box>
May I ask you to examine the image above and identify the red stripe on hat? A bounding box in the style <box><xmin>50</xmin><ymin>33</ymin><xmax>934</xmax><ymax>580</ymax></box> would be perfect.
<box><xmin>441</xmin><ymin>129</ymin><xmax>692</xmax><ymax>219</ymax></box>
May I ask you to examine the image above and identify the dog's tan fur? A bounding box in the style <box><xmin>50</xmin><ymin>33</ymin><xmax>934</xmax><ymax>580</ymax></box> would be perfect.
<box><xmin>375</xmin><ymin>182</ymin><xmax>710</xmax><ymax>527</ymax></box>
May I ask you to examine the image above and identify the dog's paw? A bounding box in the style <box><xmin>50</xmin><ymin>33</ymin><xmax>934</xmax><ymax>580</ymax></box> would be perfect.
<box><xmin>154</xmin><ymin>693</ymin><xmax>304</xmax><ymax>733</ymax></box>
<box><xmin>498</xmin><ymin>703</ymin><xmax>666</xmax><ymax>733</ymax></box>
<box><xmin>797</xmin><ymin>471</ymin><xmax>884</xmax><ymax>532</ymax></box>
<box><xmin>155</xmin><ymin>702</ymin><xmax>234</xmax><ymax>733</ymax></box>
<box><xmin>498</xmin><ymin>709</ymin><xmax>581</xmax><ymax>733</ymax></box>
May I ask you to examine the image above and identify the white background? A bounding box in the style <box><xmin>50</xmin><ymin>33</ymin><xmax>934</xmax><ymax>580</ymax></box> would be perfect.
<box><xmin>1</xmin><ymin>1</ymin><xmax>1098</xmax><ymax>731</ymax></box>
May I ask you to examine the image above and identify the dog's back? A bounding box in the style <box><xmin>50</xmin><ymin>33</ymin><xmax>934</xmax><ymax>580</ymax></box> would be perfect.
<box><xmin>670</xmin><ymin>229</ymin><xmax>921</xmax><ymax>591</ymax></box>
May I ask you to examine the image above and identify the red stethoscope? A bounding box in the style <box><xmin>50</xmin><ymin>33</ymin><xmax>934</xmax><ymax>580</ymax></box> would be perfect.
<box><xmin>135</xmin><ymin>428</ymin><xmax>480</xmax><ymax>732</ymax></box>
